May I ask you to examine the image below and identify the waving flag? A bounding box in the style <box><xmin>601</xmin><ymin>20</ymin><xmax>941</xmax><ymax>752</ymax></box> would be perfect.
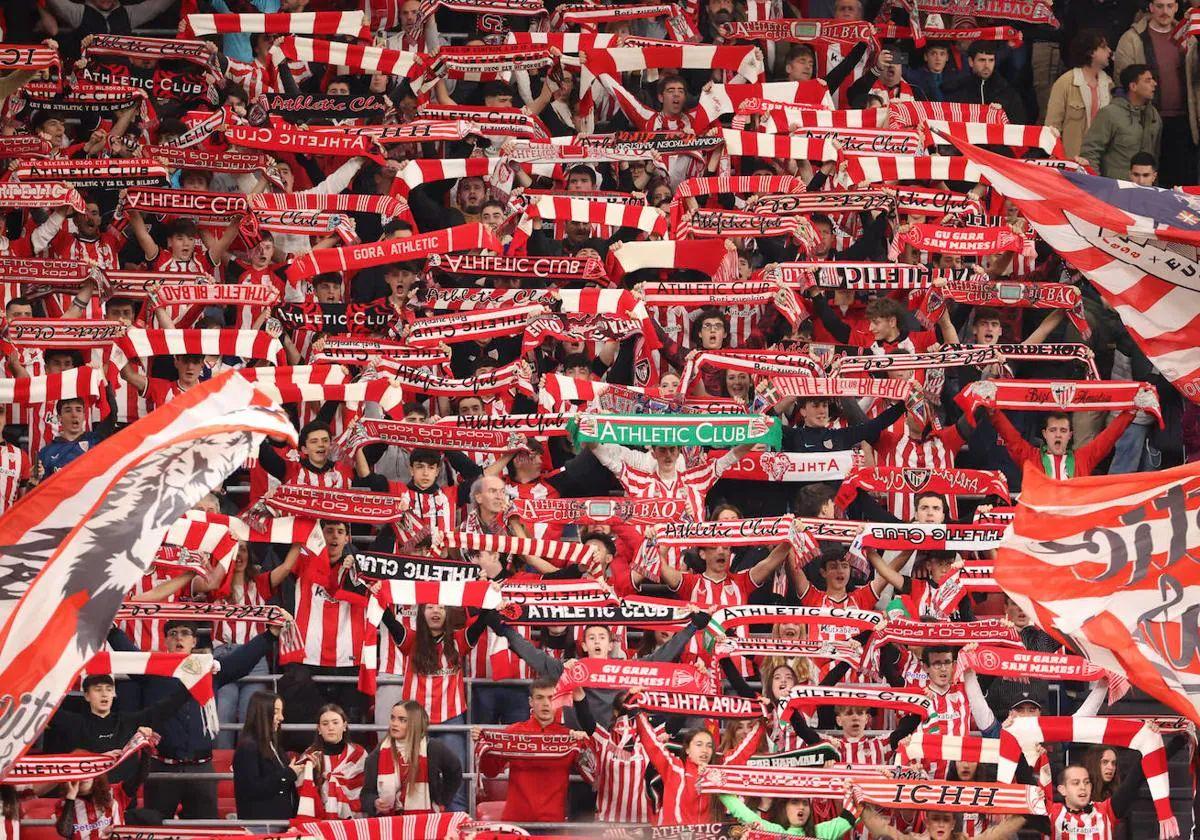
<box><xmin>995</xmin><ymin>462</ymin><xmax>1200</xmax><ymax>726</ymax></box>
<box><xmin>0</xmin><ymin>373</ymin><xmax>295</xmax><ymax>779</ymax></box>
<box><xmin>943</xmin><ymin>136</ymin><xmax>1200</xmax><ymax>402</ymax></box>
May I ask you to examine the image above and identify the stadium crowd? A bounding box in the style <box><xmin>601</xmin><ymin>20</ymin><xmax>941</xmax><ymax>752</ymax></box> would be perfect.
<box><xmin>0</xmin><ymin>0</ymin><xmax>1197</xmax><ymax>836</ymax></box>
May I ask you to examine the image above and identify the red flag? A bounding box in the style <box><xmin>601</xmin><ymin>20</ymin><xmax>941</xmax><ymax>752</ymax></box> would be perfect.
<box><xmin>996</xmin><ymin>461</ymin><xmax>1200</xmax><ymax>725</ymax></box>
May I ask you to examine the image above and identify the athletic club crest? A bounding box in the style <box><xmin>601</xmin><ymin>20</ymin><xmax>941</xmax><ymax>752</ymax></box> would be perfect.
<box><xmin>902</xmin><ymin>469</ymin><xmax>931</xmax><ymax>492</ymax></box>
<box><xmin>759</xmin><ymin>452</ymin><xmax>791</xmax><ymax>482</ymax></box>
<box><xmin>1050</xmin><ymin>382</ymin><xmax>1076</xmax><ymax>408</ymax></box>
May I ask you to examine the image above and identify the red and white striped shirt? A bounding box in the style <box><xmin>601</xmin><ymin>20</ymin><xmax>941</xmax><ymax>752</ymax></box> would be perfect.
<box><xmin>58</xmin><ymin>794</ymin><xmax>122</xmax><ymax>840</ymax></box>
<box><xmin>399</xmin><ymin>628</ymin><xmax>469</xmax><ymax>723</ymax></box>
<box><xmin>918</xmin><ymin>683</ymin><xmax>972</xmax><ymax>778</ymax></box>
<box><xmin>0</xmin><ymin>443</ymin><xmax>30</xmax><ymax>513</ymax></box>
<box><xmin>589</xmin><ymin>721</ymin><xmax>650</xmax><ymax>824</ymax></box>
<box><xmin>1049</xmin><ymin>800</ymin><xmax>1116</xmax><ymax>840</ymax></box>
<box><xmin>594</xmin><ymin>445</ymin><xmax>733</xmax><ymax>521</ymax></box>
<box><xmin>210</xmin><ymin>572</ymin><xmax>273</xmax><ymax>646</ymax></box>
<box><xmin>308</xmin><ymin>742</ymin><xmax>367</xmax><ymax>817</ymax></box>
<box><xmin>839</xmin><ymin>734</ymin><xmax>894</xmax><ymax>766</ymax></box>
<box><xmin>120</xmin><ymin>570</ymin><xmax>196</xmax><ymax>651</ymax></box>
<box><xmin>286</xmin><ymin>459</ymin><xmax>355</xmax><ymax>489</ymax></box>
<box><xmin>293</xmin><ymin>557</ymin><xmax>366</xmax><ymax>668</ymax></box>
<box><xmin>872</xmin><ymin>424</ymin><xmax>966</xmax><ymax>520</ymax></box>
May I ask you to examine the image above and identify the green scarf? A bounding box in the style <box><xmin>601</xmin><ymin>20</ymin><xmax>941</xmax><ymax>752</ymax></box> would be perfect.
<box><xmin>569</xmin><ymin>413</ymin><xmax>782</xmax><ymax>449</ymax></box>
<box><xmin>1041</xmin><ymin>447</ymin><xmax>1075</xmax><ymax>478</ymax></box>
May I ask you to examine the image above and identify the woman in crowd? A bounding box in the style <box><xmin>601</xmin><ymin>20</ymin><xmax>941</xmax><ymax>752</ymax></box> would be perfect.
<box><xmin>233</xmin><ymin>691</ymin><xmax>302</xmax><ymax>821</ymax></box>
<box><xmin>55</xmin><ymin>778</ymin><xmax>122</xmax><ymax>840</ymax></box>
<box><xmin>362</xmin><ymin>700</ymin><xmax>462</xmax><ymax>815</ymax></box>
<box><xmin>296</xmin><ymin>704</ymin><xmax>367</xmax><ymax>818</ymax></box>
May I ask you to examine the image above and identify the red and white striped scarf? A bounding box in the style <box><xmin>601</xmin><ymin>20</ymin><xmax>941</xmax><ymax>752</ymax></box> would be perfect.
<box><xmin>247</xmin><ymin>191</ymin><xmax>409</xmax><ymax>221</ymax></box>
<box><xmin>510</xmin><ymin>196</ymin><xmax>667</xmax><ymax>253</ymax></box>
<box><xmin>412</xmin><ymin>45</ymin><xmax>558</xmax><ymax>94</ymax></box>
<box><xmin>272</xmin><ymin>36</ymin><xmax>421</xmax><ymax>79</ymax></box>
<box><xmin>84</xmin><ymin>652</ymin><xmax>219</xmax><ymax>734</ymax></box>
<box><xmin>143</xmin><ymin>145</ymin><xmax>266</xmax><ymax>173</ymax></box>
<box><xmin>698</xmin><ymin>764</ymin><xmax>879</xmax><ymax>799</ymax></box>
<box><xmin>876</xmin><ymin>24</ymin><xmax>1023</xmax><ymax>47</ymax></box>
<box><xmin>711</xmin><ymin>604</ymin><xmax>883</xmax><ymax>633</ymax></box>
<box><xmin>868</xmin><ymin>617</ymin><xmax>1021</xmax><ymax>652</ymax></box>
<box><xmin>926</xmin><ymin>120</ymin><xmax>1063</xmax><ymax>157</ymax></box>
<box><xmin>123</xmin><ymin>187</ymin><xmax>247</xmax><ymax>220</ymax></box>
<box><xmin>634</xmin><ymin>690</ymin><xmax>768</xmax><ymax>718</ymax></box>
<box><xmin>415</xmin><ymin>105</ymin><xmax>550</xmax><ymax>139</ymax></box>
<box><xmin>11</xmin><ymin>157</ymin><xmax>167</xmax><ymax>188</ymax></box>
<box><xmin>7</xmin><ymin>731</ymin><xmax>158</xmax><ymax>783</ymax></box>
<box><xmin>832</xmin><ymin>345</ymin><xmax>1004</xmax><ymax>375</ymax></box>
<box><xmin>83</xmin><ymin>34</ymin><xmax>215</xmax><ymax>68</ymax></box>
<box><xmin>292</xmin><ymin>815</ymin><xmax>469</xmax><ymax>840</ymax></box>
<box><xmin>1172</xmin><ymin>5</ymin><xmax>1200</xmax><ymax>42</ymax></box>
<box><xmin>437</xmin><ymin>530</ymin><xmax>593</xmax><ymax>567</ymax></box>
<box><xmin>849</xmin><ymin>778</ymin><xmax>1046</xmax><ymax>815</ymax></box>
<box><xmin>371</xmin><ymin>579</ymin><xmax>503</xmax><ymax>610</ymax></box>
<box><xmin>999</xmin><ymin>717</ymin><xmax>1172</xmax><ymax>835</ymax></box>
<box><xmin>405</xmin><ymin>303</ymin><xmax>547</xmax><ymax>348</ymax></box>
<box><xmin>432</xmin><ymin>413</ymin><xmax>573</xmax><ymax>436</ymax></box>
<box><xmin>473</xmin><ymin>730</ymin><xmax>582</xmax><ymax>765</ymax></box>
<box><xmin>896</xmin><ymin>730</ymin><xmax>1002</xmax><ymax>767</ymax></box>
<box><xmin>426</xmin><ymin>252</ymin><xmax>606</xmax><ymax>283</ymax></box>
<box><xmin>287</xmin><ymin>223</ymin><xmax>500</xmax><ymax>282</ymax></box>
<box><xmin>0</xmin><ymin>44</ymin><xmax>61</xmax><ymax>77</ymax></box>
<box><xmin>113</xmin><ymin>601</ymin><xmax>303</xmax><ymax>659</ymax></box>
<box><xmin>781</xmin><ymin>684</ymin><xmax>935</xmax><ymax>720</ymax></box>
<box><xmin>956</xmin><ymin>379</ymin><xmax>1160</xmax><ymax>425</ymax></box>
<box><xmin>150</xmin><ymin>284</ymin><xmax>279</xmax><ymax>311</ymax></box>
<box><xmin>159</xmin><ymin>514</ymin><xmax>239</xmax><ymax>595</ymax></box>
<box><xmin>0</xmin><ymin>181</ymin><xmax>86</xmax><ymax>214</ymax></box>
<box><xmin>384</xmin><ymin>359</ymin><xmax>532</xmax><ymax>400</ymax></box>
<box><xmin>0</xmin><ymin>135</ymin><xmax>53</xmax><ymax>158</ymax></box>
<box><xmin>955</xmin><ymin>646</ymin><xmax>1130</xmax><ymax>704</ymax></box>
<box><xmin>604</xmin><ymin>239</ymin><xmax>739</xmax><ymax>283</ymax></box>
<box><xmin>4</xmin><ymin>318</ymin><xmax>126</xmax><ymax>349</ymax></box>
<box><xmin>511</xmin><ymin>496</ymin><xmax>686</xmax><ymax>526</ymax></box>
<box><xmin>844</xmin><ymin>154</ymin><xmax>981</xmax><ymax>185</ymax></box>
<box><xmin>721</xmin><ymin>128</ymin><xmax>838</xmax><ymax>162</ymax></box>
<box><xmin>583</xmin><ymin>45</ymin><xmax>763</xmax><ymax>82</ymax></box>
<box><xmin>837</xmin><ymin>464</ymin><xmax>1010</xmax><ymax>501</ymax></box>
<box><xmin>554</xmin><ymin>659</ymin><xmax>714</xmax><ymax>704</ymax></box>
<box><xmin>225</xmin><ymin>125</ymin><xmax>382</xmax><ymax>163</ymax></box>
<box><xmin>889</xmin><ymin>100</ymin><xmax>1008</xmax><ymax>128</ymax></box>
<box><xmin>715</xmin><ymin>636</ymin><xmax>862</xmax><ymax>667</ymax></box>
<box><xmin>185</xmin><ymin>11</ymin><xmax>370</xmax><ymax>40</ymax></box>
<box><xmin>680</xmin><ymin>350</ymin><xmax>824</xmax><ymax>393</ymax></box>
<box><xmin>339</xmin><ymin>418</ymin><xmax>524</xmax><ymax>454</ymax></box>
<box><xmin>108</xmin><ymin>328</ymin><xmax>285</xmax><ymax>368</ymax></box>
<box><xmin>0</xmin><ymin>367</ymin><xmax>104</xmax><ymax>408</ymax></box>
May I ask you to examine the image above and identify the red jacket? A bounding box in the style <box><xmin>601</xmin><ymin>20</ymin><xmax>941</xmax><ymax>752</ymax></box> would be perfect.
<box><xmin>479</xmin><ymin>718</ymin><xmax>577</xmax><ymax>822</ymax></box>
<box><xmin>989</xmin><ymin>408</ymin><xmax>1134</xmax><ymax>477</ymax></box>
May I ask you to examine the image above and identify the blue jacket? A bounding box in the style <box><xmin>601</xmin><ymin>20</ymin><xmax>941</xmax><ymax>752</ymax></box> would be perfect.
<box><xmin>110</xmin><ymin>628</ymin><xmax>273</xmax><ymax>760</ymax></box>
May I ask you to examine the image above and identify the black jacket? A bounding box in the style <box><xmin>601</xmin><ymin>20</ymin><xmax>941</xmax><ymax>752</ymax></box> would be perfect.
<box><xmin>233</xmin><ymin>737</ymin><xmax>298</xmax><ymax>820</ymax></box>
<box><xmin>361</xmin><ymin>739</ymin><xmax>463</xmax><ymax>814</ymax></box>
<box><xmin>945</xmin><ymin>71</ymin><xmax>1027</xmax><ymax>124</ymax></box>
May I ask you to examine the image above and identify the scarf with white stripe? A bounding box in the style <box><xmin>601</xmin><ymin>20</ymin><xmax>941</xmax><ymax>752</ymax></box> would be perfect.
<box><xmin>437</xmin><ymin>530</ymin><xmax>593</xmax><ymax>567</ymax></box>
<box><xmin>7</xmin><ymin>731</ymin><xmax>158</xmax><ymax>782</ymax></box>
<box><xmin>113</xmin><ymin>601</ymin><xmax>303</xmax><ymax>660</ymax></box>
<box><xmin>185</xmin><ymin>11</ymin><xmax>369</xmax><ymax>39</ymax></box>
<box><xmin>0</xmin><ymin>182</ymin><xmax>86</xmax><ymax>214</ymax></box>
<box><xmin>272</xmin><ymin>36</ymin><xmax>421</xmax><ymax>79</ymax></box>
<box><xmin>84</xmin><ymin>652</ymin><xmax>219</xmax><ymax>735</ymax></box>
<box><xmin>780</xmin><ymin>684</ymin><xmax>934</xmax><ymax>720</ymax></box>
<box><xmin>999</xmin><ymin>717</ymin><xmax>1173</xmax><ymax>836</ymax></box>
<box><xmin>955</xmin><ymin>646</ymin><xmax>1130</xmax><ymax>704</ymax></box>
<box><xmin>956</xmin><ymin>379</ymin><xmax>1161</xmax><ymax>426</ymax></box>
<box><xmin>848</xmin><ymin>778</ymin><xmax>1046</xmax><ymax>815</ymax></box>
<box><xmin>108</xmin><ymin>328</ymin><xmax>285</xmax><ymax>368</ymax></box>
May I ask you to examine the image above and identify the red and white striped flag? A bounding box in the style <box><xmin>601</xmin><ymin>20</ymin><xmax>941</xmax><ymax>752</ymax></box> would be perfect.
<box><xmin>0</xmin><ymin>373</ymin><xmax>295</xmax><ymax>778</ymax></box>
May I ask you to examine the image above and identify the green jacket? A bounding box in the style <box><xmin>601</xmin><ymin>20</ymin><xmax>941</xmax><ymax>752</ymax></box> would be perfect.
<box><xmin>1079</xmin><ymin>95</ymin><xmax>1162</xmax><ymax>179</ymax></box>
<box><xmin>720</xmin><ymin>793</ymin><xmax>853</xmax><ymax>839</ymax></box>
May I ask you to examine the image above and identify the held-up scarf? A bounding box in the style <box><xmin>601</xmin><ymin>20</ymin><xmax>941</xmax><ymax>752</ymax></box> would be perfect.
<box><xmin>867</xmin><ymin>618</ymin><xmax>1022</xmax><ymax>662</ymax></box>
<box><xmin>583</xmin><ymin>45</ymin><xmax>763</xmax><ymax>82</ymax></box>
<box><xmin>356</xmin><ymin>551</ymin><xmax>478</xmax><ymax>581</ymax></box>
<box><xmin>712</xmin><ymin>450</ymin><xmax>856</xmax><ymax>483</ymax></box>
<box><xmin>437</xmin><ymin>530</ymin><xmax>593</xmax><ymax>567</ymax></box>
<box><xmin>420</xmin><ymin>287</ymin><xmax>560</xmax><ymax>311</ymax></box>
<box><xmin>955</xmin><ymin>379</ymin><xmax>1162</xmax><ymax>426</ymax></box>
<box><xmin>385</xmin><ymin>359</ymin><xmax>533</xmax><ymax>400</ymax></box>
<box><xmin>83</xmin><ymin>34</ymin><xmax>215</xmax><ymax>67</ymax></box>
<box><xmin>831</xmin><ymin>345</ymin><xmax>1004</xmax><ymax>375</ymax></box>
<box><xmin>843</xmin><ymin>155</ymin><xmax>981</xmax><ymax>185</ymax></box>
<box><xmin>698</xmin><ymin>765</ymin><xmax>879</xmax><ymax>799</ymax></box>
<box><xmin>676</xmin><ymin>210</ymin><xmax>819</xmax><ymax>248</ymax></box>
<box><xmin>907</xmin><ymin>0</ymin><xmax>1057</xmax><ymax>24</ymax></box>
<box><xmin>412</xmin><ymin>46</ymin><xmax>559</xmax><ymax>94</ymax></box>
<box><xmin>271</xmin><ymin>36</ymin><xmax>421</xmax><ymax>79</ymax></box>
<box><xmin>746</xmin><ymin>743</ymin><xmax>841</xmax><ymax>768</ymax></box>
<box><xmin>157</xmin><ymin>514</ymin><xmax>239</xmax><ymax>594</ymax></box>
<box><xmin>499</xmin><ymin>579</ymin><xmax>615</xmax><ymax>606</ymax></box>
<box><xmin>109</xmin><ymin>328</ymin><xmax>284</xmax><ymax>368</ymax></box>
<box><xmin>889</xmin><ymin>186</ymin><xmax>984</xmax><ymax>218</ymax></box>
<box><xmin>921</xmin><ymin>279</ymin><xmax>1088</xmax><ymax>337</ymax></box>
<box><xmin>876</xmin><ymin>23</ymin><xmax>1023</xmax><ymax>47</ymax></box>
<box><xmin>371</xmin><ymin>579</ymin><xmax>503</xmax><ymax>609</ymax></box>
<box><xmin>732</xmin><ymin>102</ymin><xmax>888</xmax><ymax>131</ymax></box>
<box><xmin>852</xmin><ymin>522</ymin><xmax>1006</xmax><ymax>552</ymax></box>
<box><xmin>238</xmin><ymin>364</ymin><xmax>395</xmax><ymax>406</ymax></box>
<box><xmin>0</xmin><ymin>136</ymin><xmax>53</xmax><ymax>159</ymax></box>
<box><xmin>124</xmin><ymin>187</ymin><xmax>247</xmax><ymax>220</ymax></box>
<box><xmin>568</xmin><ymin>413</ymin><xmax>782</xmax><ymax>449</ymax></box>
<box><xmin>0</xmin><ymin>367</ymin><xmax>104</xmax><ymax>408</ymax></box>
<box><xmin>720</xmin><ymin>128</ymin><xmax>839</xmax><ymax>162</ymax></box>
<box><xmin>746</xmin><ymin>191</ymin><xmax>895</xmax><ymax>216</ymax></box>
<box><xmin>264</xmin><ymin>484</ymin><xmax>410</xmax><ymax>524</ymax></box>
<box><xmin>605</xmin><ymin>239</ymin><xmax>739</xmax><ymax>283</ymax></box>
<box><xmin>287</xmin><ymin>223</ymin><xmax>500</xmax><ymax>282</ymax></box>
<box><xmin>266</xmin><ymin>92</ymin><xmax>389</xmax><ymax>123</ymax></box>
<box><xmin>185</xmin><ymin>11</ymin><xmax>370</xmax><ymax>39</ymax></box>
<box><xmin>84</xmin><ymin>652</ymin><xmax>219</xmax><ymax>735</ymax></box>
<box><xmin>248</xmin><ymin>191</ymin><xmax>409</xmax><ymax>221</ymax></box>
<box><xmin>925</xmin><ymin>120</ymin><xmax>1064</xmax><ymax>157</ymax></box>
<box><xmin>405</xmin><ymin>303</ymin><xmax>546</xmax><ymax>347</ymax></box>
<box><xmin>143</xmin><ymin>145</ymin><xmax>266</xmax><ymax>173</ymax></box>
<box><xmin>511</xmin><ymin>496</ymin><xmax>688</xmax><ymax>525</ymax></box>
<box><xmin>415</xmin><ymin>105</ymin><xmax>550</xmax><ymax>140</ymax></box>
<box><xmin>340</xmin><ymin>418</ymin><xmax>525</xmax><ymax>454</ymax></box>
<box><xmin>0</xmin><ymin>181</ymin><xmax>87</xmax><ymax>214</ymax></box>
<box><xmin>638</xmin><ymin>281</ymin><xmax>803</xmax><ymax>329</ymax></box>
<box><xmin>889</xmin><ymin>100</ymin><xmax>1008</xmax><ymax>128</ymax></box>
<box><xmin>275</xmin><ymin>302</ymin><xmax>396</xmax><ymax>336</ymax></box>
<box><xmin>0</xmin><ymin>44</ymin><xmax>61</xmax><ymax>77</ymax></box>
<box><xmin>509</xmin><ymin>196</ymin><xmax>668</xmax><ymax>253</ymax></box>
<box><xmin>151</xmin><ymin>284</ymin><xmax>278</xmax><ymax>310</ymax></box>
<box><xmin>649</xmin><ymin>515</ymin><xmax>809</xmax><ymax>548</ymax></box>
<box><xmin>898</xmin><ymin>224</ymin><xmax>1026</xmax><ymax>255</ymax></box>
<box><xmin>951</xmin><ymin>342</ymin><xmax>1097</xmax><ymax>379</ymax></box>
<box><xmin>472</xmin><ymin>731</ymin><xmax>582</xmax><ymax>779</ymax></box>
<box><xmin>762</xmin><ymin>261</ymin><xmax>939</xmax><ymax>291</ymax></box>
<box><xmin>633</xmin><ymin>690</ymin><xmax>768</xmax><ymax>718</ymax></box>
<box><xmin>848</xmin><ymin>778</ymin><xmax>1047</xmax><ymax>816</ymax></box>
<box><xmin>711</xmin><ymin>604</ymin><xmax>883</xmax><ymax>633</ymax></box>
<box><xmin>553</xmin><ymin>659</ymin><xmax>715</xmax><ymax>705</ymax></box>
<box><xmin>837</xmin><ymin>465</ymin><xmax>1010</xmax><ymax>501</ymax></box>
<box><xmin>11</xmin><ymin>157</ymin><xmax>168</xmax><ymax>188</ymax></box>
<box><xmin>434</xmin><ymin>412</ymin><xmax>573</xmax><ymax>437</ymax></box>
<box><xmin>955</xmin><ymin>645</ymin><xmax>1131</xmax><ymax>704</ymax></box>
<box><xmin>113</xmin><ymin>601</ymin><xmax>303</xmax><ymax>659</ymax></box>
<box><xmin>225</xmin><ymin>124</ymin><xmax>384</xmax><ymax>163</ymax></box>
<box><xmin>426</xmin><ymin>252</ymin><xmax>607</xmax><ymax>282</ymax></box>
<box><xmin>718</xmin><ymin>19</ymin><xmax>876</xmax><ymax>43</ymax></box>
<box><xmin>780</xmin><ymin>684</ymin><xmax>935</xmax><ymax>720</ymax></box>
<box><xmin>1173</xmin><ymin>5</ymin><xmax>1200</xmax><ymax>42</ymax></box>
<box><xmin>4</xmin><ymin>318</ymin><xmax>126</xmax><ymax>349</ymax></box>
<box><xmin>758</xmin><ymin>376</ymin><xmax>913</xmax><ymax>407</ymax></box>
<box><xmin>7</xmin><ymin>731</ymin><xmax>158</xmax><ymax>783</ymax></box>
<box><xmin>896</xmin><ymin>731</ymin><xmax>1002</xmax><ymax>767</ymax></box>
<box><xmin>309</xmin><ymin>338</ymin><xmax>444</xmax><ymax>368</ymax></box>
<box><xmin>498</xmin><ymin>595</ymin><xmax>694</xmax><ymax>627</ymax></box>
<box><xmin>581</xmin><ymin>131</ymin><xmax>725</xmax><ymax>155</ymax></box>
<box><xmin>998</xmin><ymin>717</ymin><xmax>1172</xmax><ymax>836</ymax></box>
<box><xmin>714</xmin><ymin>636</ymin><xmax>862</xmax><ymax>668</ymax></box>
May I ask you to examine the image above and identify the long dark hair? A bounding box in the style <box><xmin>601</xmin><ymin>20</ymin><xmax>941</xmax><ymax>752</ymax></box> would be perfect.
<box><xmin>411</xmin><ymin>605</ymin><xmax>465</xmax><ymax>674</ymax></box>
<box><xmin>242</xmin><ymin>691</ymin><xmax>282</xmax><ymax>760</ymax></box>
<box><xmin>307</xmin><ymin>703</ymin><xmax>349</xmax><ymax>789</ymax></box>
<box><xmin>78</xmin><ymin>776</ymin><xmax>112</xmax><ymax>809</ymax></box>
<box><xmin>1083</xmin><ymin>746</ymin><xmax>1121</xmax><ymax>801</ymax></box>
<box><xmin>0</xmin><ymin>786</ymin><xmax>18</xmax><ymax>820</ymax></box>
<box><xmin>765</xmin><ymin>798</ymin><xmax>815</xmax><ymax>834</ymax></box>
